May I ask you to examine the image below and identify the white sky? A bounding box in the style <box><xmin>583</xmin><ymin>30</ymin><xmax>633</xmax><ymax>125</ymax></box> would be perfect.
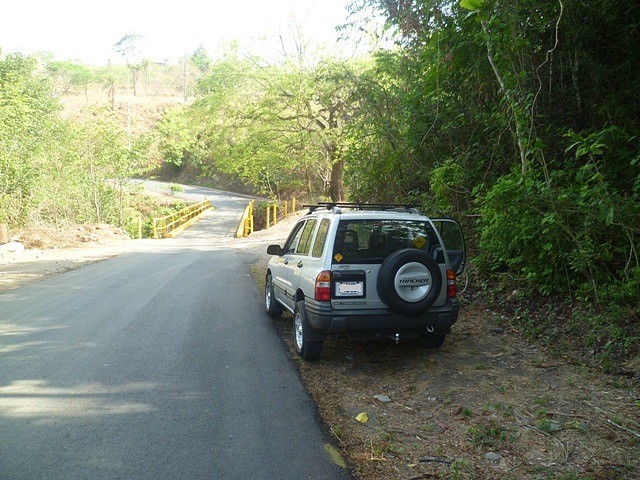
<box><xmin>0</xmin><ymin>0</ymin><xmax>368</xmax><ymax>64</ymax></box>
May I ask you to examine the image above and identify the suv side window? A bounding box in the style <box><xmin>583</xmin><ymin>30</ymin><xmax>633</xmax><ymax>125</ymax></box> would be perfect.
<box><xmin>295</xmin><ymin>219</ymin><xmax>317</xmax><ymax>255</ymax></box>
<box><xmin>284</xmin><ymin>221</ymin><xmax>306</xmax><ymax>254</ymax></box>
<box><xmin>312</xmin><ymin>219</ymin><xmax>330</xmax><ymax>258</ymax></box>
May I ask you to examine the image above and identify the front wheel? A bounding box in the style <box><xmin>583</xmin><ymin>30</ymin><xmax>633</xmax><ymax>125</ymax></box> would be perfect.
<box><xmin>265</xmin><ymin>274</ymin><xmax>283</xmax><ymax>318</ymax></box>
<box><xmin>293</xmin><ymin>300</ymin><xmax>322</xmax><ymax>361</ymax></box>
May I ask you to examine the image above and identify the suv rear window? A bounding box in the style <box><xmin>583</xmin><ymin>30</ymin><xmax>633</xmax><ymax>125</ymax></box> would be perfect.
<box><xmin>332</xmin><ymin>219</ymin><xmax>439</xmax><ymax>264</ymax></box>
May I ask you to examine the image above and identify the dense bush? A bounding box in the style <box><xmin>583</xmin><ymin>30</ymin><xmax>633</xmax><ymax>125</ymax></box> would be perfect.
<box><xmin>341</xmin><ymin>0</ymin><xmax>640</xmax><ymax>364</ymax></box>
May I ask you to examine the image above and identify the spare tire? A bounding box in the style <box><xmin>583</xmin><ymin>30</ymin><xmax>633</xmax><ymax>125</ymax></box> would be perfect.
<box><xmin>377</xmin><ymin>248</ymin><xmax>442</xmax><ymax>315</ymax></box>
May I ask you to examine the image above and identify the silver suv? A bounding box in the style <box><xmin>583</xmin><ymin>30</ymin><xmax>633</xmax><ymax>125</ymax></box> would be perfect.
<box><xmin>265</xmin><ymin>203</ymin><xmax>466</xmax><ymax>361</ymax></box>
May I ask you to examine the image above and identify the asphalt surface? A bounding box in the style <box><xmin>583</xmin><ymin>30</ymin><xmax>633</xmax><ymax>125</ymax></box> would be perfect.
<box><xmin>0</xmin><ymin>184</ymin><xmax>349</xmax><ymax>479</ymax></box>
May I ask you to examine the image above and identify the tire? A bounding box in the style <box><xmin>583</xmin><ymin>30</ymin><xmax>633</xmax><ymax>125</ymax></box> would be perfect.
<box><xmin>417</xmin><ymin>333</ymin><xmax>446</xmax><ymax>349</ymax></box>
<box><xmin>265</xmin><ymin>274</ymin><xmax>283</xmax><ymax>318</ymax></box>
<box><xmin>293</xmin><ymin>300</ymin><xmax>322</xmax><ymax>361</ymax></box>
<box><xmin>377</xmin><ymin>249</ymin><xmax>443</xmax><ymax>315</ymax></box>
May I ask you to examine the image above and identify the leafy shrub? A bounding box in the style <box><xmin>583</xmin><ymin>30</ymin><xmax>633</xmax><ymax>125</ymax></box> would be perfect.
<box><xmin>430</xmin><ymin>158</ymin><xmax>467</xmax><ymax>214</ymax></box>
<box><xmin>478</xmin><ymin>159</ymin><xmax>639</xmax><ymax>303</ymax></box>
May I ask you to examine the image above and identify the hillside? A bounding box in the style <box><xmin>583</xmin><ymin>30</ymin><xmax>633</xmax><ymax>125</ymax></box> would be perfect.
<box><xmin>60</xmin><ymin>90</ymin><xmax>188</xmax><ymax>134</ymax></box>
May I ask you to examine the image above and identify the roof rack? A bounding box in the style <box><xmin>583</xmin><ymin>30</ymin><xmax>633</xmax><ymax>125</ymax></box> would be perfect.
<box><xmin>303</xmin><ymin>202</ymin><xmax>422</xmax><ymax>214</ymax></box>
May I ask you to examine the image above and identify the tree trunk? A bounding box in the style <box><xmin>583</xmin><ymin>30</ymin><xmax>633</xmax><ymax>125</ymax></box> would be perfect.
<box><xmin>109</xmin><ymin>84</ymin><xmax>115</xmax><ymax>110</ymax></box>
<box><xmin>481</xmin><ymin>19</ymin><xmax>528</xmax><ymax>176</ymax></box>
<box><xmin>329</xmin><ymin>156</ymin><xmax>345</xmax><ymax>202</ymax></box>
<box><xmin>90</xmin><ymin>160</ymin><xmax>101</xmax><ymax>223</ymax></box>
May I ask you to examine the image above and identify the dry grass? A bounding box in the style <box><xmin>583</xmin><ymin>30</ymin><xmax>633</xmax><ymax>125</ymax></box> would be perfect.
<box><xmin>59</xmin><ymin>88</ymin><xmax>188</xmax><ymax>134</ymax></box>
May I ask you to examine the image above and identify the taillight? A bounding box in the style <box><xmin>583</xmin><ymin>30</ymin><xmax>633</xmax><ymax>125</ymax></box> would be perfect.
<box><xmin>315</xmin><ymin>270</ymin><xmax>331</xmax><ymax>301</ymax></box>
<box><xmin>446</xmin><ymin>269</ymin><xmax>457</xmax><ymax>298</ymax></box>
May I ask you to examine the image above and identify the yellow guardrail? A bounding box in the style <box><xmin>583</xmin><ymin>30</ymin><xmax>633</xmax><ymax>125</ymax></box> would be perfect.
<box><xmin>264</xmin><ymin>198</ymin><xmax>297</xmax><ymax>229</ymax></box>
<box><xmin>153</xmin><ymin>199</ymin><xmax>212</xmax><ymax>239</ymax></box>
<box><xmin>235</xmin><ymin>197</ymin><xmax>299</xmax><ymax>238</ymax></box>
<box><xmin>236</xmin><ymin>200</ymin><xmax>255</xmax><ymax>238</ymax></box>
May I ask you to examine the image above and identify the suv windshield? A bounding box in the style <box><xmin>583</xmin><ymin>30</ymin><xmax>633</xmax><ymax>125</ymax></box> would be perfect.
<box><xmin>332</xmin><ymin>219</ymin><xmax>439</xmax><ymax>264</ymax></box>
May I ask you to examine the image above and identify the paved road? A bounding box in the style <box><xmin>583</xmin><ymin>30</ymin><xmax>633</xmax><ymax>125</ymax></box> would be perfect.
<box><xmin>140</xmin><ymin>180</ymin><xmax>258</xmax><ymax>239</ymax></box>
<box><xmin>0</xmin><ymin>185</ymin><xmax>348</xmax><ymax>479</ymax></box>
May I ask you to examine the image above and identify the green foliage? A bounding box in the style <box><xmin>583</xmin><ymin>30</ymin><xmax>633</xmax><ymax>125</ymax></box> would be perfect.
<box><xmin>158</xmin><ymin>50</ymin><xmax>362</xmax><ymax>200</ymax></box>
<box><xmin>478</xmin><ymin>155</ymin><xmax>639</xmax><ymax>300</ymax></box>
<box><xmin>341</xmin><ymin>0</ymin><xmax>640</xmax><ymax>365</ymax></box>
<box><xmin>0</xmin><ymin>53</ymin><xmax>152</xmax><ymax>229</ymax></box>
<box><xmin>191</xmin><ymin>45</ymin><xmax>211</xmax><ymax>74</ymax></box>
<box><xmin>508</xmin><ymin>298</ymin><xmax>639</xmax><ymax>371</ymax></box>
<box><xmin>157</xmin><ymin>107</ymin><xmax>200</xmax><ymax>168</ymax></box>
<box><xmin>535</xmin><ymin>418</ymin><xmax>553</xmax><ymax>433</ymax></box>
<box><xmin>1</xmin><ymin>53</ymin><xmax>63</xmax><ymax>224</ymax></box>
<box><xmin>468</xmin><ymin>420</ymin><xmax>514</xmax><ymax>447</ymax></box>
<box><xmin>169</xmin><ymin>184</ymin><xmax>184</xmax><ymax>195</ymax></box>
<box><xmin>112</xmin><ymin>33</ymin><xmax>144</xmax><ymax>61</ymax></box>
<box><xmin>46</xmin><ymin>60</ymin><xmax>94</xmax><ymax>96</ymax></box>
<box><xmin>430</xmin><ymin>159</ymin><xmax>467</xmax><ymax>214</ymax></box>
<box><xmin>460</xmin><ymin>0</ymin><xmax>484</xmax><ymax>11</ymax></box>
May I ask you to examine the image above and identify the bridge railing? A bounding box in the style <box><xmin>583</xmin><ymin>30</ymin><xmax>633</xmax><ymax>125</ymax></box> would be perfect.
<box><xmin>153</xmin><ymin>199</ymin><xmax>212</xmax><ymax>239</ymax></box>
<box><xmin>236</xmin><ymin>198</ymin><xmax>300</xmax><ymax>238</ymax></box>
<box><xmin>264</xmin><ymin>198</ymin><xmax>298</xmax><ymax>229</ymax></box>
<box><xmin>236</xmin><ymin>200</ymin><xmax>255</xmax><ymax>238</ymax></box>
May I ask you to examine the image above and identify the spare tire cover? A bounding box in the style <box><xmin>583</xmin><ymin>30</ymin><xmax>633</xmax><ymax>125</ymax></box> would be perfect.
<box><xmin>377</xmin><ymin>248</ymin><xmax>442</xmax><ymax>315</ymax></box>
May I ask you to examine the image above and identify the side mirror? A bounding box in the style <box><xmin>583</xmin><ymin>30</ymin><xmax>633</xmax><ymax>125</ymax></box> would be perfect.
<box><xmin>267</xmin><ymin>244</ymin><xmax>283</xmax><ymax>256</ymax></box>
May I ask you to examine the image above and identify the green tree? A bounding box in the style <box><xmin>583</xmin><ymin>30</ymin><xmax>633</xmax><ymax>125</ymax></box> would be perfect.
<box><xmin>47</xmin><ymin>60</ymin><xmax>94</xmax><ymax>99</ymax></box>
<box><xmin>160</xmin><ymin>50</ymin><xmax>362</xmax><ymax>200</ymax></box>
<box><xmin>0</xmin><ymin>53</ymin><xmax>63</xmax><ymax>225</ymax></box>
<box><xmin>95</xmin><ymin>64</ymin><xmax>127</xmax><ymax>109</ymax></box>
<box><xmin>191</xmin><ymin>45</ymin><xmax>211</xmax><ymax>74</ymax></box>
<box><xmin>73</xmin><ymin>108</ymin><xmax>151</xmax><ymax>224</ymax></box>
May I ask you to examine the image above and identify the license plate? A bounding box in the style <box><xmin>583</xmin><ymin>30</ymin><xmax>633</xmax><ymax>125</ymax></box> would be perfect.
<box><xmin>336</xmin><ymin>281</ymin><xmax>364</xmax><ymax>297</ymax></box>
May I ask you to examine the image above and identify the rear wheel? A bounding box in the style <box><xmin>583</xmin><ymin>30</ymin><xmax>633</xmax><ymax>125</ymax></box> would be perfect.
<box><xmin>293</xmin><ymin>300</ymin><xmax>322</xmax><ymax>361</ymax></box>
<box><xmin>265</xmin><ymin>274</ymin><xmax>283</xmax><ymax>318</ymax></box>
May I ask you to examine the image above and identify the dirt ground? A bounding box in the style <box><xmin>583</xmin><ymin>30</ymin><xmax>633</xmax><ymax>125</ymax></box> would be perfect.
<box><xmin>0</xmin><ymin>224</ymin><xmax>132</xmax><ymax>293</ymax></box>
<box><xmin>3</xmin><ymin>217</ymin><xmax>639</xmax><ymax>480</ymax></box>
<box><xmin>242</xmin><ymin>215</ymin><xmax>640</xmax><ymax>480</ymax></box>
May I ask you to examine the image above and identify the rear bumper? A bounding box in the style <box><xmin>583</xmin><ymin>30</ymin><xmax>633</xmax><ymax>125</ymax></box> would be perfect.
<box><xmin>304</xmin><ymin>297</ymin><xmax>460</xmax><ymax>339</ymax></box>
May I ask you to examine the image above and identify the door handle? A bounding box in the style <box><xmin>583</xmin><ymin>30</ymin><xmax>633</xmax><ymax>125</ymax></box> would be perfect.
<box><xmin>297</xmin><ymin>261</ymin><xmax>304</xmax><ymax>268</ymax></box>
<box><xmin>284</xmin><ymin>259</ymin><xmax>289</xmax><ymax>265</ymax></box>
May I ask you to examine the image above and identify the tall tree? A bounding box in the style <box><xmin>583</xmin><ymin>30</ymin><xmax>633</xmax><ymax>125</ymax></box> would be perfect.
<box><xmin>191</xmin><ymin>45</ymin><xmax>211</xmax><ymax>74</ymax></box>
<box><xmin>113</xmin><ymin>33</ymin><xmax>144</xmax><ymax>96</ymax></box>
